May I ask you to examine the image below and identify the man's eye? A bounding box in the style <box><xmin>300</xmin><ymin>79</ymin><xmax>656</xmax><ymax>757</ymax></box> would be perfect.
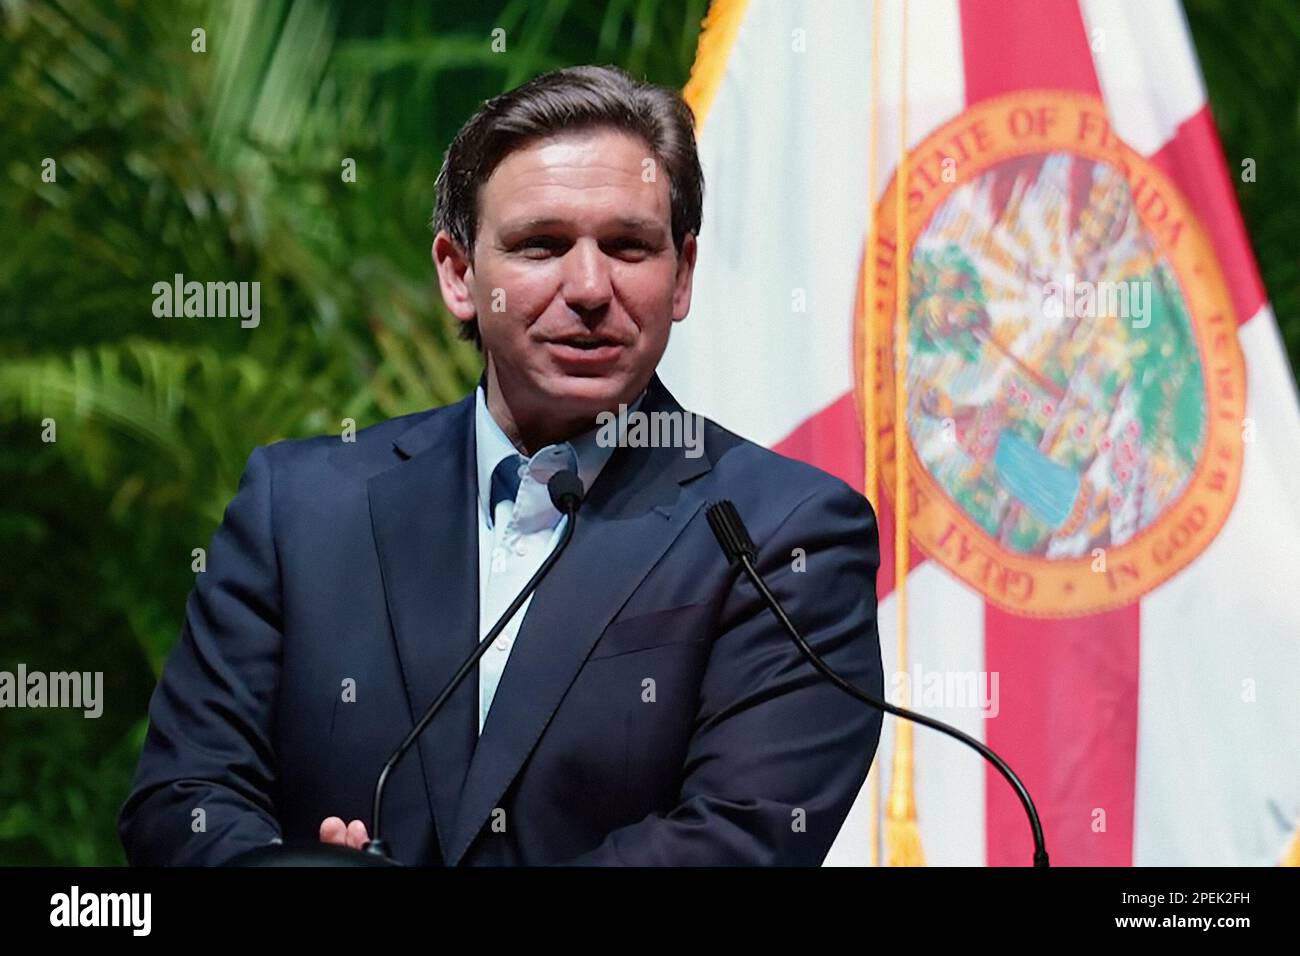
<box><xmin>608</xmin><ymin>239</ymin><xmax>652</xmax><ymax>256</ymax></box>
<box><xmin>516</xmin><ymin>237</ymin><xmax>563</xmax><ymax>256</ymax></box>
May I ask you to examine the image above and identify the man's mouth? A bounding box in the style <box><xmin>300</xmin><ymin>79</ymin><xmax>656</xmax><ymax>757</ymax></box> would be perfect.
<box><xmin>549</xmin><ymin>335</ymin><xmax>619</xmax><ymax>350</ymax></box>
<box><xmin>545</xmin><ymin>336</ymin><xmax>625</xmax><ymax>366</ymax></box>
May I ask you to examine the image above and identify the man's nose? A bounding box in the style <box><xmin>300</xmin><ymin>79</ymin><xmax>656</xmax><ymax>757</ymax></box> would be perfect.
<box><xmin>560</xmin><ymin>238</ymin><xmax>612</xmax><ymax>314</ymax></box>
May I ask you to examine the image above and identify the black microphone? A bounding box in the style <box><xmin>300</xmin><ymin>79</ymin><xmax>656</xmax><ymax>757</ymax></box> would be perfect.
<box><xmin>705</xmin><ymin>499</ymin><xmax>1050</xmax><ymax>868</ymax></box>
<box><xmin>362</xmin><ymin>469</ymin><xmax>586</xmax><ymax>861</ymax></box>
<box><xmin>547</xmin><ymin>468</ymin><xmax>584</xmax><ymax>514</ymax></box>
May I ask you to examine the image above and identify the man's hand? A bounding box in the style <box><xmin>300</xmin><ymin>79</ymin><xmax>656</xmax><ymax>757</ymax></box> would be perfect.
<box><xmin>319</xmin><ymin>817</ymin><xmax>371</xmax><ymax>850</ymax></box>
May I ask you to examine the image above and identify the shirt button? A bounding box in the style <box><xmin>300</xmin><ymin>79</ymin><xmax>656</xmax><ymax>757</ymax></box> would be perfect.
<box><xmin>494</xmin><ymin>636</ymin><xmax>510</xmax><ymax>651</ymax></box>
<box><xmin>513</xmin><ymin>541</ymin><xmax>528</xmax><ymax>556</ymax></box>
<box><xmin>517</xmin><ymin>463</ymin><xmax>529</xmax><ymax>479</ymax></box>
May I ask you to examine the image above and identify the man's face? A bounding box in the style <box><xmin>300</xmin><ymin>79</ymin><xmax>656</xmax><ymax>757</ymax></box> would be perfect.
<box><xmin>435</xmin><ymin>128</ymin><xmax>696</xmax><ymax>441</ymax></box>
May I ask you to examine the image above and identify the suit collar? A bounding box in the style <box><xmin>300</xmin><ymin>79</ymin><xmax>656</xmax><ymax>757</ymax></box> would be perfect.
<box><xmin>370</xmin><ymin>372</ymin><xmax>710</xmax><ymax>864</ymax></box>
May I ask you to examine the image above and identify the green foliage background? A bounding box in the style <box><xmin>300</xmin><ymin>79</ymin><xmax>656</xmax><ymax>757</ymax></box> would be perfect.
<box><xmin>0</xmin><ymin>0</ymin><xmax>1293</xmax><ymax>865</ymax></box>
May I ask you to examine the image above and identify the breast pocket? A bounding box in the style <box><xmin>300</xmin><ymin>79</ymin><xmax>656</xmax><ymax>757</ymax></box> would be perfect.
<box><xmin>586</xmin><ymin>602</ymin><xmax>713</xmax><ymax>661</ymax></box>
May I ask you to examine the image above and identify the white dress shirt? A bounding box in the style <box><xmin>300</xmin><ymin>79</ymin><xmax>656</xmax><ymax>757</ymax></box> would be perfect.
<box><xmin>473</xmin><ymin>383</ymin><xmax>645</xmax><ymax>735</ymax></box>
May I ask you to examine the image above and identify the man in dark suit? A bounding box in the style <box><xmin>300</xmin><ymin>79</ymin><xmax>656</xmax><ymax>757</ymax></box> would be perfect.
<box><xmin>119</xmin><ymin>64</ymin><xmax>883</xmax><ymax>866</ymax></box>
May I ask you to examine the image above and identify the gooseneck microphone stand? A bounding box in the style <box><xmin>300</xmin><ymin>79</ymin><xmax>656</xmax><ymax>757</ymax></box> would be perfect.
<box><xmin>705</xmin><ymin>499</ymin><xmax>1050</xmax><ymax>868</ymax></box>
<box><xmin>364</xmin><ymin>470</ymin><xmax>585</xmax><ymax>861</ymax></box>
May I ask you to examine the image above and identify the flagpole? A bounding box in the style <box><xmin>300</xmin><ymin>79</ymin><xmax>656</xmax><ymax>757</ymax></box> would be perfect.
<box><xmin>883</xmin><ymin>0</ymin><xmax>925</xmax><ymax>868</ymax></box>
<box><xmin>862</xmin><ymin>0</ymin><xmax>884</xmax><ymax>870</ymax></box>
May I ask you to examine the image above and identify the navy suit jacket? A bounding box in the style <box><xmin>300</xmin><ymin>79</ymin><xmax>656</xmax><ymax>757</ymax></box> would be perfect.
<box><xmin>119</xmin><ymin>373</ymin><xmax>884</xmax><ymax>865</ymax></box>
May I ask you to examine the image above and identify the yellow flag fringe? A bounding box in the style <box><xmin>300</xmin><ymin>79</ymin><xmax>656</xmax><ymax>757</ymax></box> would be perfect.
<box><xmin>1281</xmin><ymin>821</ymin><xmax>1300</xmax><ymax>866</ymax></box>
<box><xmin>681</xmin><ymin>0</ymin><xmax>751</xmax><ymax>133</ymax></box>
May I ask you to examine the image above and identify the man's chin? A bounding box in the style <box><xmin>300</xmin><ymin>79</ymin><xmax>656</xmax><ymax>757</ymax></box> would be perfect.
<box><xmin>542</xmin><ymin>372</ymin><xmax>637</xmax><ymax>410</ymax></box>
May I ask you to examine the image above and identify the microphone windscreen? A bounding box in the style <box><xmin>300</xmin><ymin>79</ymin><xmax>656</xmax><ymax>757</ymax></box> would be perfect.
<box><xmin>547</xmin><ymin>469</ymin><xmax>585</xmax><ymax>513</ymax></box>
<box><xmin>705</xmin><ymin>500</ymin><xmax>758</xmax><ymax>564</ymax></box>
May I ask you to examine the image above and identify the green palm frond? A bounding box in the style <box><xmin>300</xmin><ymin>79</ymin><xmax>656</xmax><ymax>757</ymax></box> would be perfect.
<box><xmin>2</xmin><ymin>340</ymin><xmax>300</xmax><ymax>520</ymax></box>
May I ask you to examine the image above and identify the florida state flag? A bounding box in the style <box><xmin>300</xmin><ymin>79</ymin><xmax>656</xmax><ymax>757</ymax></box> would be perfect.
<box><xmin>665</xmin><ymin>0</ymin><xmax>1300</xmax><ymax>865</ymax></box>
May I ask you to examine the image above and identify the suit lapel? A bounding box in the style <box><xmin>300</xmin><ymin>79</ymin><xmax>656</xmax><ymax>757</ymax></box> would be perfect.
<box><xmin>444</xmin><ymin>375</ymin><xmax>711</xmax><ymax>866</ymax></box>
<box><xmin>367</xmin><ymin>393</ymin><xmax>479</xmax><ymax>863</ymax></box>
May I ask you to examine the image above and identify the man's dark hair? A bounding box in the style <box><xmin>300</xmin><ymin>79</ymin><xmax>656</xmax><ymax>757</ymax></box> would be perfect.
<box><xmin>432</xmin><ymin>64</ymin><xmax>705</xmax><ymax>350</ymax></box>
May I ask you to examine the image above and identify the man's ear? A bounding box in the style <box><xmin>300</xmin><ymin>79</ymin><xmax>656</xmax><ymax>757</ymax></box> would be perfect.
<box><xmin>671</xmin><ymin>232</ymin><xmax>698</xmax><ymax>323</ymax></box>
<box><xmin>433</xmin><ymin>230</ymin><xmax>477</xmax><ymax>322</ymax></box>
